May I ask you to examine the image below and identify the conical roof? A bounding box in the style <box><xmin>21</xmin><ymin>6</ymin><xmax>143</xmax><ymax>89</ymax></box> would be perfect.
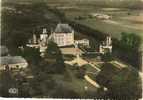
<box><xmin>54</xmin><ymin>24</ymin><xmax>73</xmax><ymax>33</ymax></box>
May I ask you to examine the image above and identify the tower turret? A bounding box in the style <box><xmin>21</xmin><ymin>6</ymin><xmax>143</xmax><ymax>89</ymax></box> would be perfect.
<box><xmin>33</xmin><ymin>34</ymin><xmax>37</xmax><ymax>44</ymax></box>
<box><xmin>43</xmin><ymin>28</ymin><xmax>47</xmax><ymax>34</ymax></box>
<box><xmin>40</xmin><ymin>28</ymin><xmax>48</xmax><ymax>43</ymax></box>
<box><xmin>106</xmin><ymin>35</ymin><xmax>112</xmax><ymax>46</ymax></box>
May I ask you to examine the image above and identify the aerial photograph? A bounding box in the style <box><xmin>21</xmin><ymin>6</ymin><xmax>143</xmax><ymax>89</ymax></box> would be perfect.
<box><xmin>0</xmin><ymin>0</ymin><xmax>143</xmax><ymax>99</ymax></box>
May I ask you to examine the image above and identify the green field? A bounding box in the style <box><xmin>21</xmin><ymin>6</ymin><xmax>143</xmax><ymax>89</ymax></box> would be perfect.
<box><xmin>54</xmin><ymin>5</ymin><xmax>143</xmax><ymax>50</ymax></box>
<box><xmin>61</xmin><ymin>7</ymin><xmax>143</xmax><ymax>37</ymax></box>
<box><xmin>52</xmin><ymin>65</ymin><xmax>97</xmax><ymax>96</ymax></box>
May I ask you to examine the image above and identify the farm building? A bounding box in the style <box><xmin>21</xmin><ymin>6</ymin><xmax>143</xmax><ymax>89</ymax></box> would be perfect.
<box><xmin>0</xmin><ymin>56</ymin><xmax>28</xmax><ymax>70</ymax></box>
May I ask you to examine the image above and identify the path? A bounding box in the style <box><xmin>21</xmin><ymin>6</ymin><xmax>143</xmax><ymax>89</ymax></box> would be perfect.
<box><xmin>64</xmin><ymin>57</ymin><xmax>87</xmax><ymax>66</ymax></box>
<box><xmin>84</xmin><ymin>75</ymin><xmax>100</xmax><ymax>88</ymax></box>
<box><xmin>110</xmin><ymin>60</ymin><xmax>127</xmax><ymax>69</ymax></box>
<box><xmin>65</xmin><ymin>56</ymin><xmax>103</xmax><ymax>89</ymax></box>
<box><xmin>88</xmin><ymin>62</ymin><xmax>101</xmax><ymax>72</ymax></box>
<box><xmin>65</xmin><ymin>57</ymin><xmax>101</xmax><ymax>71</ymax></box>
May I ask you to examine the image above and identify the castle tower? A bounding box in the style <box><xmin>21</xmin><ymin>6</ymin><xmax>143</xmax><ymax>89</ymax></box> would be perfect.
<box><xmin>43</xmin><ymin>28</ymin><xmax>47</xmax><ymax>34</ymax></box>
<box><xmin>99</xmin><ymin>45</ymin><xmax>104</xmax><ymax>54</ymax></box>
<box><xmin>33</xmin><ymin>34</ymin><xmax>37</xmax><ymax>44</ymax></box>
<box><xmin>106</xmin><ymin>36</ymin><xmax>112</xmax><ymax>46</ymax></box>
<box><xmin>40</xmin><ymin>28</ymin><xmax>48</xmax><ymax>43</ymax></box>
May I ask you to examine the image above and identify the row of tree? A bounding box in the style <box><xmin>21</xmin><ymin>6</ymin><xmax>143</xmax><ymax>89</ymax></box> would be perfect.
<box><xmin>112</xmin><ymin>32</ymin><xmax>141</xmax><ymax>69</ymax></box>
<box><xmin>96</xmin><ymin>63</ymin><xmax>142</xmax><ymax>99</ymax></box>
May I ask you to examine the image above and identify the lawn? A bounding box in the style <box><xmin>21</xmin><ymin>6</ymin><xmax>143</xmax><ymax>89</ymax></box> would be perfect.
<box><xmin>82</xmin><ymin>64</ymin><xmax>99</xmax><ymax>73</ymax></box>
<box><xmin>63</xmin><ymin>54</ymin><xmax>76</xmax><ymax>61</ymax></box>
<box><xmin>95</xmin><ymin>62</ymin><xmax>142</xmax><ymax>99</ymax></box>
<box><xmin>75</xmin><ymin>18</ymin><xmax>143</xmax><ymax>38</ymax></box>
<box><xmin>52</xmin><ymin>64</ymin><xmax>98</xmax><ymax>96</ymax></box>
<box><xmin>60</xmin><ymin>7</ymin><xmax>143</xmax><ymax>50</ymax></box>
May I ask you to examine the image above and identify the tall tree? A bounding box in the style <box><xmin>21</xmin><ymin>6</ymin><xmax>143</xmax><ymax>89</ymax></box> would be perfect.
<box><xmin>45</xmin><ymin>41</ymin><xmax>65</xmax><ymax>74</ymax></box>
<box><xmin>120</xmin><ymin>32</ymin><xmax>141</xmax><ymax>51</ymax></box>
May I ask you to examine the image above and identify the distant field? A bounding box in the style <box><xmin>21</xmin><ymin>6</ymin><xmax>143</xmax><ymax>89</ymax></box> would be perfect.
<box><xmin>58</xmin><ymin>7</ymin><xmax>143</xmax><ymax>50</ymax></box>
<box><xmin>60</xmin><ymin>7</ymin><xmax>143</xmax><ymax>36</ymax></box>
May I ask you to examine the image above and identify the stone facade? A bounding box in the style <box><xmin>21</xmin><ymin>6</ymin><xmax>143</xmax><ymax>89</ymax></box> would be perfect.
<box><xmin>99</xmin><ymin>35</ymin><xmax>112</xmax><ymax>54</ymax></box>
<box><xmin>52</xmin><ymin>24</ymin><xmax>74</xmax><ymax>47</ymax></box>
<box><xmin>53</xmin><ymin>32</ymin><xmax>74</xmax><ymax>47</ymax></box>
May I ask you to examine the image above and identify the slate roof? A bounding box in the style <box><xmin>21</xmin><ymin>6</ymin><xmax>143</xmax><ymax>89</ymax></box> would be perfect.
<box><xmin>0</xmin><ymin>56</ymin><xmax>27</xmax><ymax>65</ymax></box>
<box><xmin>54</xmin><ymin>24</ymin><xmax>73</xmax><ymax>33</ymax></box>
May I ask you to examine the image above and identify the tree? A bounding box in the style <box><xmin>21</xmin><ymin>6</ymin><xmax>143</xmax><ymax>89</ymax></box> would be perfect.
<box><xmin>52</xmin><ymin>86</ymin><xmax>80</xmax><ymax>98</ymax></box>
<box><xmin>96</xmin><ymin>63</ymin><xmax>142</xmax><ymax>99</ymax></box>
<box><xmin>29</xmin><ymin>71</ymin><xmax>56</xmax><ymax>97</ymax></box>
<box><xmin>102</xmin><ymin>52</ymin><xmax>113</xmax><ymax>62</ymax></box>
<box><xmin>113</xmin><ymin>32</ymin><xmax>141</xmax><ymax>69</ymax></box>
<box><xmin>107</xmin><ymin>67</ymin><xmax>142</xmax><ymax>99</ymax></box>
<box><xmin>0</xmin><ymin>70</ymin><xmax>17</xmax><ymax>97</ymax></box>
<box><xmin>45</xmin><ymin>41</ymin><xmax>65</xmax><ymax>74</ymax></box>
<box><xmin>22</xmin><ymin>47</ymin><xmax>41</xmax><ymax>64</ymax></box>
<box><xmin>45</xmin><ymin>41</ymin><xmax>61</xmax><ymax>58</ymax></box>
<box><xmin>120</xmin><ymin>32</ymin><xmax>141</xmax><ymax>51</ymax></box>
<box><xmin>9</xmin><ymin>32</ymin><xmax>29</xmax><ymax>47</ymax></box>
<box><xmin>75</xmin><ymin>66</ymin><xmax>87</xmax><ymax>79</ymax></box>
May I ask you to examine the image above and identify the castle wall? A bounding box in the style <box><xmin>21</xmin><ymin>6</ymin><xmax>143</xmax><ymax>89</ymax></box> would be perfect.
<box><xmin>53</xmin><ymin>32</ymin><xmax>74</xmax><ymax>47</ymax></box>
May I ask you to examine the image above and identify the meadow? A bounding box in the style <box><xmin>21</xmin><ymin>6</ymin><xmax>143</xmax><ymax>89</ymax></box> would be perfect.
<box><xmin>66</xmin><ymin>8</ymin><xmax>143</xmax><ymax>49</ymax></box>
